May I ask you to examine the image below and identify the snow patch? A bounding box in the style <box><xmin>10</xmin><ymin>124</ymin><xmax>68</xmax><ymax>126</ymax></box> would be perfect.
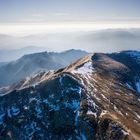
<box><xmin>32</xmin><ymin>83</ymin><xmax>39</xmax><ymax>88</ymax></box>
<box><xmin>24</xmin><ymin>106</ymin><xmax>29</xmax><ymax>110</ymax></box>
<box><xmin>29</xmin><ymin>97</ymin><xmax>37</xmax><ymax>103</ymax></box>
<box><xmin>81</xmin><ymin>132</ymin><xmax>87</xmax><ymax>140</ymax></box>
<box><xmin>0</xmin><ymin>113</ymin><xmax>5</xmax><ymax>124</ymax></box>
<box><xmin>7</xmin><ymin>109</ymin><xmax>12</xmax><ymax>118</ymax></box>
<box><xmin>135</xmin><ymin>112</ymin><xmax>140</xmax><ymax>119</ymax></box>
<box><xmin>126</xmin><ymin>83</ymin><xmax>134</xmax><ymax>90</ymax></box>
<box><xmin>43</xmin><ymin>98</ymin><xmax>60</xmax><ymax>111</ymax></box>
<box><xmin>73</xmin><ymin>61</ymin><xmax>93</xmax><ymax>74</ymax></box>
<box><xmin>136</xmin><ymin>80</ymin><xmax>140</xmax><ymax>93</ymax></box>
<box><xmin>114</xmin><ymin>105</ymin><xmax>117</xmax><ymax>111</ymax></box>
<box><xmin>100</xmin><ymin>110</ymin><xmax>108</xmax><ymax>117</ymax></box>
<box><xmin>87</xmin><ymin>110</ymin><xmax>97</xmax><ymax>118</ymax></box>
<box><xmin>74</xmin><ymin>110</ymin><xmax>79</xmax><ymax>126</ymax></box>
<box><xmin>93</xmin><ymin>94</ymin><xmax>101</xmax><ymax>101</ymax></box>
<box><xmin>6</xmin><ymin>106</ymin><xmax>20</xmax><ymax>118</ymax></box>
<box><xmin>118</xmin><ymin>111</ymin><xmax>123</xmax><ymax>116</ymax></box>
<box><xmin>101</xmin><ymin>94</ymin><xmax>108</xmax><ymax>100</ymax></box>
<box><xmin>11</xmin><ymin>106</ymin><xmax>20</xmax><ymax>116</ymax></box>
<box><xmin>63</xmin><ymin>100</ymin><xmax>80</xmax><ymax>109</ymax></box>
<box><xmin>35</xmin><ymin>105</ymin><xmax>42</xmax><ymax>118</ymax></box>
<box><xmin>121</xmin><ymin>130</ymin><xmax>129</xmax><ymax>136</ymax></box>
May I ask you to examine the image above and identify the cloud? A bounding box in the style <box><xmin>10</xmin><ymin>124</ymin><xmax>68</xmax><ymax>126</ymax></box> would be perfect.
<box><xmin>18</xmin><ymin>14</ymin><xmax>46</xmax><ymax>22</ymax></box>
<box><xmin>52</xmin><ymin>13</ymin><xmax>69</xmax><ymax>16</ymax></box>
<box><xmin>31</xmin><ymin>14</ymin><xmax>46</xmax><ymax>18</ymax></box>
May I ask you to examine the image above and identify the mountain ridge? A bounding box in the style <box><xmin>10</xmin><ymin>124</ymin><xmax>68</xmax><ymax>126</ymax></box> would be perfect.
<box><xmin>0</xmin><ymin>49</ymin><xmax>88</xmax><ymax>87</ymax></box>
<box><xmin>0</xmin><ymin>50</ymin><xmax>140</xmax><ymax>139</ymax></box>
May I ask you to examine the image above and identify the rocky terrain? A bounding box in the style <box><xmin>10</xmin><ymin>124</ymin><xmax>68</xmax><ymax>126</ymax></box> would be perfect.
<box><xmin>0</xmin><ymin>51</ymin><xmax>140</xmax><ymax>140</ymax></box>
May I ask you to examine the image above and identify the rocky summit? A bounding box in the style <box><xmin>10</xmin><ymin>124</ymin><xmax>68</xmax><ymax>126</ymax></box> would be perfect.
<box><xmin>0</xmin><ymin>51</ymin><xmax>140</xmax><ymax>140</ymax></box>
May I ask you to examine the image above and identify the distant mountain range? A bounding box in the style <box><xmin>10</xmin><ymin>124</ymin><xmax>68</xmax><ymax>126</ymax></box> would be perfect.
<box><xmin>0</xmin><ymin>49</ymin><xmax>89</xmax><ymax>87</ymax></box>
<box><xmin>0</xmin><ymin>46</ymin><xmax>47</xmax><ymax>62</ymax></box>
<box><xmin>0</xmin><ymin>50</ymin><xmax>140</xmax><ymax>139</ymax></box>
<box><xmin>0</xmin><ymin>62</ymin><xmax>8</xmax><ymax>67</ymax></box>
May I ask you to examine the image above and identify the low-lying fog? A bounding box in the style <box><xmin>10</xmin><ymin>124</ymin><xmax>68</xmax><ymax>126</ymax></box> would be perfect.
<box><xmin>0</xmin><ymin>28</ymin><xmax>140</xmax><ymax>62</ymax></box>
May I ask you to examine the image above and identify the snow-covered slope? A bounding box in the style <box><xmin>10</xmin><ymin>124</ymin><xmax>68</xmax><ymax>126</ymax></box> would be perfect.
<box><xmin>0</xmin><ymin>51</ymin><xmax>140</xmax><ymax>140</ymax></box>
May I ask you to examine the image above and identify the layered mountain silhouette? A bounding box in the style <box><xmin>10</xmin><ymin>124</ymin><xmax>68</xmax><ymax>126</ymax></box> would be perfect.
<box><xmin>0</xmin><ymin>50</ymin><xmax>140</xmax><ymax>140</ymax></box>
<box><xmin>0</xmin><ymin>49</ymin><xmax>88</xmax><ymax>87</ymax></box>
<box><xmin>0</xmin><ymin>46</ymin><xmax>47</xmax><ymax>62</ymax></box>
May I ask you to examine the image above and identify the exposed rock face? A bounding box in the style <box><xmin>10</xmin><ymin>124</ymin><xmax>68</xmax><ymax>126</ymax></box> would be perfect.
<box><xmin>0</xmin><ymin>51</ymin><xmax>140</xmax><ymax>140</ymax></box>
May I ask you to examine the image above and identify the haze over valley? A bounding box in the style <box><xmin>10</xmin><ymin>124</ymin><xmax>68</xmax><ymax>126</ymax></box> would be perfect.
<box><xmin>0</xmin><ymin>27</ymin><xmax>140</xmax><ymax>62</ymax></box>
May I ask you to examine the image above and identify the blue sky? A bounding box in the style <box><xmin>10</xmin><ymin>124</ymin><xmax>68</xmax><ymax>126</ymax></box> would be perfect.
<box><xmin>0</xmin><ymin>0</ymin><xmax>140</xmax><ymax>23</ymax></box>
